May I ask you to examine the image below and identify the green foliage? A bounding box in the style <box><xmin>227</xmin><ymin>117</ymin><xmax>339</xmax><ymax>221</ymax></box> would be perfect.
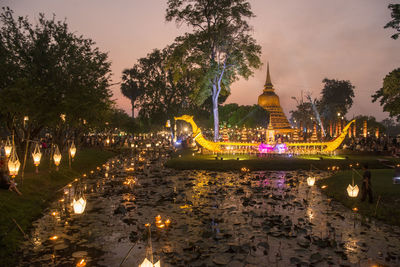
<box><xmin>121</xmin><ymin>67</ymin><xmax>143</xmax><ymax>118</ymax></box>
<box><xmin>219</xmin><ymin>103</ymin><xmax>268</xmax><ymax>128</ymax></box>
<box><xmin>353</xmin><ymin>115</ymin><xmax>386</xmax><ymax>135</ymax></box>
<box><xmin>166</xmin><ymin>0</ymin><xmax>262</xmax><ymax>140</ymax></box>
<box><xmin>122</xmin><ymin>48</ymin><xmax>203</xmax><ymax>131</ymax></box>
<box><xmin>384</xmin><ymin>3</ymin><xmax>400</xmax><ymax>40</ymax></box>
<box><xmin>372</xmin><ymin>68</ymin><xmax>400</xmax><ymax>121</ymax></box>
<box><xmin>0</xmin><ymin>7</ymin><xmax>113</xmax><ymax>148</ymax></box>
<box><xmin>290</xmin><ymin>102</ymin><xmax>314</xmax><ymax>128</ymax></box>
<box><xmin>317</xmin><ymin>169</ymin><xmax>400</xmax><ymax>226</ymax></box>
<box><xmin>319</xmin><ymin>78</ymin><xmax>355</xmax><ymax>120</ymax></box>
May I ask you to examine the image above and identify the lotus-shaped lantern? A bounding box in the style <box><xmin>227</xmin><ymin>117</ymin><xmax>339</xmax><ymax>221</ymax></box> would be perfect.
<box><xmin>139</xmin><ymin>258</ymin><xmax>160</xmax><ymax>267</ymax></box>
<box><xmin>72</xmin><ymin>197</ymin><xmax>86</xmax><ymax>214</ymax></box>
<box><xmin>347</xmin><ymin>184</ymin><xmax>359</xmax><ymax>198</ymax></box>
<box><xmin>8</xmin><ymin>147</ymin><xmax>20</xmax><ymax>177</ymax></box>
<box><xmin>32</xmin><ymin>143</ymin><xmax>42</xmax><ymax>167</ymax></box>
<box><xmin>53</xmin><ymin>145</ymin><xmax>62</xmax><ymax>167</ymax></box>
<box><xmin>307</xmin><ymin>176</ymin><xmax>315</xmax><ymax>186</ymax></box>
<box><xmin>4</xmin><ymin>138</ymin><xmax>12</xmax><ymax>157</ymax></box>
<box><xmin>69</xmin><ymin>141</ymin><xmax>76</xmax><ymax>159</ymax></box>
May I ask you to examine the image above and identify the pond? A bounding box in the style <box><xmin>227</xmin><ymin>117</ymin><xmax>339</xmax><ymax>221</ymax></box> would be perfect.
<box><xmin>19</xmin><ymin>149</ymin><xmax>400</xmax><ymax>266</ymax></box>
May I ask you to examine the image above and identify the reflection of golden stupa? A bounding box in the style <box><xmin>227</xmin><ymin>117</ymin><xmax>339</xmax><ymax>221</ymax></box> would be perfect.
<box><xmin>258</xmin><ymin>63</ymin><xmax>293</xmax><ymax>134</ymax></box>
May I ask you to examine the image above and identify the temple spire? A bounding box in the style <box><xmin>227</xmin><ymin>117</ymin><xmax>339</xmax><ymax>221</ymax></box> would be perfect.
<box><xmin>264</xmin><ymin>62</ymin><xmax>274</xmax><ymax>91</ymax></box>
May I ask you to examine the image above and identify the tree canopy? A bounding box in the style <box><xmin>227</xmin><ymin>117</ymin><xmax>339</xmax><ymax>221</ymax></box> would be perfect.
<box><xmin>122</xmin><ymin>48</ymin><xmax>206</xmax><ymax>131</ymax></box>
<box><xmin>319</xmin><ymin>78</ymin><xmax>355</xmax><ymax>121</ymax></box>
<box><xmin>219</xmin><ymin>103</ymin><xmax>268</xmax><ymax>128</ymax></box>
<box><xmin>0</xmin><ymin>7</ymin><xmax>120</xmax><ymax>148</ymax></box>
<box><xmin>372</xmin><ymin>68</ymin><xmax>400</xmax><ymax>122</ymax></box>
<box><xmin>166</xmin><ymin>0</ymin><xmax>262</xmax><ymax>141</ymax></box>
<box><xmin>384</xmin><ymin>3</ymin><xmax>400</xmax><ymax>40</ymax></box>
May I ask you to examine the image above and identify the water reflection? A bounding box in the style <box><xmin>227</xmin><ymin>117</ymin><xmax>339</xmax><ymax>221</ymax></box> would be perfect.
<box><xmin>19</xmin><ymin>150</ymin><xmax>400</xmax><ymax>267</ymax></box>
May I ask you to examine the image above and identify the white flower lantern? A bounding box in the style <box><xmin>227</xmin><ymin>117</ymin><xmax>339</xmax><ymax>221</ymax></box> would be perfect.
<box><xmin>72</xmin><ymin>197</ymin><xmax>87</xmax><ymax>214</ymax></box>
<box><xmin>140</xmin><ymin>258</ymin><xmax>160</xmax><ymax>267</ymax></box>
<box><xmin>53</xmin><ymin>145</ymin><xmax>62</xmax><ymax>167</ymax></box>
<box><xmin>32</xmin><ymin>143</ymin><xmax>42</xmax><ymax>173</ymax></box>
<box><xmin>347</xmin><ymin>184</ymin><xmax>359</xmax><ymax>197</ymax></box>
<box><xmin>8</xmin><ymin>147</ymin><xmax>20</xmax><ymax>177</ymax></box>
<box><xmin>4</xmin><ymin>138</ymin><xmax>12</xmax><ymax>157</ymax></box>
<box><xmin>69</xmin><ymin>141</ymin><xmax>76</xmax><ymax>159</ymax></box>
<box><xmin>307</xmin><ymin>176</ymin><xmax>315</xmax><ymax>186</ymax></box>
<box><xmin>347</xmin><ymin>171</ymin><xmax>359</xmax><ymax>198</ymax></box>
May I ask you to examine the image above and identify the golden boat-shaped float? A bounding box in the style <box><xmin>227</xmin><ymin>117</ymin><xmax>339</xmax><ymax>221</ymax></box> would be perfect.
<box><xmin>174</xmin><ymin>115</ymin><xmax>355</xmax><ymax>153</ymax></box>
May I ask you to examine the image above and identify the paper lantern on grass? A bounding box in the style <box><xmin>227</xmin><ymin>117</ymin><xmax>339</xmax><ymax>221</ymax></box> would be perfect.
<box><xmin>307</xmin><ymin>176</ymin><xmax>315</xmax><ymax>186</ymax></box>
<box><xmin>8</xmin><ymin>147</ymin><xmax>20</xmax><ymax>177</ymax></box>
<box><xmin>72</xmin><ymin>197</ymin><xmax>86</xmax><ymax>214</ymax></box>
<box><xmin>4</xmin><ymin>138</ymin><xmax>12</xmax><ymax>157</ymax></box>
<box><xmin>32</xmin><ymin>143</ymin><xmax>42</xmax><ymax>166</ymax></box>
<box><xmin>69</xmin><ymin>141</ymin><xmax>76</xmax><ymax>159</ymax></box>
<box><xmin>53</xmin><ymin>145</ymin><xmax>62</xmax><ymax>166</ymax></box>
<box><xmin>347</xmin><ymin>184</ymin><xmax>359</xmax><ymax>197</ymax></box>
<box><xmin>139</xmin><ymin>258</ymin><xmax>160</xmax><ymax>267</ymax></box>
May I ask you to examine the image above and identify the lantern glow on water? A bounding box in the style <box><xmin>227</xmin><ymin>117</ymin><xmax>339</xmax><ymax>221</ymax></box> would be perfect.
<box><xmin>307</xmin><ymin>176</ymin><xmax>315</xmax><ymax>186</ymax></box>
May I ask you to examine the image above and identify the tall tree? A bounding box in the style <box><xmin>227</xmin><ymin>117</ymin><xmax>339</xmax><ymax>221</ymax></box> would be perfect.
<box><xmin>121</xmin><ymin>68</ymin><xmax>142</xmax><ymax>118</ymax></box>
<box><xmin>123</xmin><ymin>48</ymin><xmax>200</xmax><ymax>130</ymax></box>
<box><xmin>384</xmin><ymin>3</ymin><xmax>400</xmax><ymax>40</ymax></box>
<box><xmin>319</xmin><ymin>78</ymin><xmax>355</xmax><ymax>121</ymax></box>
<box><xmin>372</xmin><ymin>68</ymin><xmax>400</xmax><ymax>121</ymax></box>
<box><xmin>166</xmin><ymin>0</ymin><xmax>262</xmax><ymax>141</ymax></box>
<box><xmin>0</xmin><ymin>7</ymin><xmax>113</xmax><ymax>149</ymax></box>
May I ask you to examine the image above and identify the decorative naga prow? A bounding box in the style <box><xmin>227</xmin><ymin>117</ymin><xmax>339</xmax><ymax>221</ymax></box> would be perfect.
<box><xmin>174</xmin><ymin>115</ymin><xmax>354</xmax><ymax>153</ymax></box>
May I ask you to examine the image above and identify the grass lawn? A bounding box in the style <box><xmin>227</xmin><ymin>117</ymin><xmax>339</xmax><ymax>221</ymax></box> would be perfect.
<box><xmin>0</xmin><ymin>148</ymin><xmax>116</xmax><ymax>265</ymax></box>
<box><xmin>165</xmin><ymin>149</ymin><xmax>400</xmax><ymax>171</ymax></box>
<box><xmin>316</xmin><ymin>169</ymin><xmax>400</xmax><ymax>226</ymax></box>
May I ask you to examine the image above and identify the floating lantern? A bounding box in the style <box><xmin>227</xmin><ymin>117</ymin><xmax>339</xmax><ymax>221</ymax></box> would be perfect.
<box><xmin>347</xmin><ymin>184</ymin><xmax>359</xmax><ymax>198</ymax></box>
<box><xmin>32</xmin><ymin>143</ymin><xmax>42</xmax><ymax>171</ymax></box>
<box><xmin>70</xmin><ymin>141</ymin><xmax>76</xmax><ymax>159</ymax></box>
<box><xmin>8</xmin><ymin>147</ymin><xmax>20</xmax><ymax>177</ymax></box>
<box><xmin>165</xmin><ymin>219</ymin><xmax>171</xmax><ymax>227</ymax></box>
<box><xmin>53</xmin><ymin>145</ymin><xmax>62</xmax><ymax>167</ymax></box>
<box><xmin>347</xmin><ymin>171</ymin><xmax>359</xmax><ymax>197</ymax></box>
<box><xmin>4</xmin><ymin>138</ymin><xmax>12</xmax><ymax>157</ymax></box>
<box><xmin>307</xmin><ymin>176</ymin><xmax>315</xmax><ymax>186</ymax></box>
<box><xmin>139</xmin><ymin>258</ymin><xmax>160</xmax><ymax>267</ymax></box>
<box><xmin>72</xmin><ymin>197</ymin><xmax>86</xmax><ymax>214</ymax></box>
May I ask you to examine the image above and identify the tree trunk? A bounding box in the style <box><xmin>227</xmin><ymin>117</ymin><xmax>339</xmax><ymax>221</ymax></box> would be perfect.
<box><xmin>213</xmin><ymin>96</ymin><xmax>219</xmax><ymax>142</ymax></box>
<box><xmin>131</xmin><ymin>100</ymin><xmax>135</xmax><ymax>118</ymax></box>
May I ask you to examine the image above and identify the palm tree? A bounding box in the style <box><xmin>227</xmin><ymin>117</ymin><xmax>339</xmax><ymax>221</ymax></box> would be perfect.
<box><xmin>121</xmin><ymin>68</ymin><xmax>142</xmax><ymax>118</ymax></box>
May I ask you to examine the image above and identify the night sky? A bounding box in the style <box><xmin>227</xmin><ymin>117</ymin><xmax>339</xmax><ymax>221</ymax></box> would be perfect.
<box><xmin>4</xmin><ymin>0</ymin><xmax>399</xmax><ymax>120</ymax></box>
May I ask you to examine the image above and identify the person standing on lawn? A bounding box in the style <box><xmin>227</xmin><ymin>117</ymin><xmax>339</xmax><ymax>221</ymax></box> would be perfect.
<box><xmin>361</xmin><ymin>163</ymin><xmax>373</xmax><ymax>203</ymax></box>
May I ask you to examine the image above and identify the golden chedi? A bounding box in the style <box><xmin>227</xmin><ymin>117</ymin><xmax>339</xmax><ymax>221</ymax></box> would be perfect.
<box><xmin>258</xmin><ymin>63</ymin><xmax>293</xmax><ymax>134</ymax></box>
